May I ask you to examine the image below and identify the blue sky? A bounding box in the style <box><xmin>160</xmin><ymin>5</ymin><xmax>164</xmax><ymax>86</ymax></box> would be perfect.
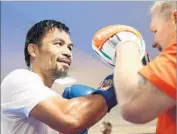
<box><xmin>1</xmin><ymin>1</ymin><xmax>158</xmax><ymax>78</ymax></box>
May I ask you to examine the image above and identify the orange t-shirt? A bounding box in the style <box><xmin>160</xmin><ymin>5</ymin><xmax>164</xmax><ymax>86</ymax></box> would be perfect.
<box><xmin>139</xmin><ymin>43</ymin><xmax>176</xmax><ymax>134</ymax></box>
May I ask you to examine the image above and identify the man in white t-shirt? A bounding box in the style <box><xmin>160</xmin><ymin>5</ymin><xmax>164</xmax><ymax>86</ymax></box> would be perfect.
<box><xmin>1</xmin><ymin>20</ymin><xmax>117</xmax><ymax>134</ymax></box>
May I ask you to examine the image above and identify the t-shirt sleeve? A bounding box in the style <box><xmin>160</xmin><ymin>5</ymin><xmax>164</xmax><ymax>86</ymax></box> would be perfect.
<box><xmin>1</xmin><ymin>70</ymin><xmax>59</xmax><ymax>118</ymax></box>
<box><xmin>139</xmin><ymin>44</ymin><xmax>176</xmax><ymax>100</ymax></box>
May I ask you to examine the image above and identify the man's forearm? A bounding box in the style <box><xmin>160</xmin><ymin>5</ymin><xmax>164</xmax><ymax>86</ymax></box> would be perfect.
<box><xmin>64</xmin><ymin>94</ymin><xmax>108</xmax><ymax>132</ymax></box>
<box><xmin>114</xmin><ymin>41</ymin><xmax>143</xmax><ymax>107</ymax></box>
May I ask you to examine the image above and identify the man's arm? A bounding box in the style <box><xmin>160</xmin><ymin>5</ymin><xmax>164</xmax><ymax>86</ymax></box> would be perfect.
<box><xmin>120</xmin><ymin>74</ymin><xmax>176</xmax><ymax>124</ymax></box>
<box><xmin>30</xmin><ymin>94</ymin><xmax>108</xmax><ymax>134</ymax></box>
<box><xmin>1</xmin><ymin>70</ymin><xmax>110</xmax><ymax>134</ymax></box>
<box><xmin>114</xmin><ymin>41</ymin><xmax>176</xmax><ymax>124</ymax></box>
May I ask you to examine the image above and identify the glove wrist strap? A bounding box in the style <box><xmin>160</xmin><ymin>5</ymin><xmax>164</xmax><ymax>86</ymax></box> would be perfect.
<box><xmin>92</xmin><ymin>88</ymin><xmax>117</xmax><ymax>112</ymax></box>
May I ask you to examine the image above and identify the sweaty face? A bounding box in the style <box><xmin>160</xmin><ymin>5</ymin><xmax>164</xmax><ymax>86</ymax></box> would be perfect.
<box><xmin>35</xmin><ymin>28</ymin><xmax>73</xmax><ymax>79</ymax></box>
<box><xmin>150</xmin><ymin>12</ymin><xmax>176</xmax><ymax>51</ymax></box>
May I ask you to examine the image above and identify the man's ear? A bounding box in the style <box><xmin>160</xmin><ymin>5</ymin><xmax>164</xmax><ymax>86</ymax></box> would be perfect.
<box><xmin>28</xmin><ymin>43</ymin><xmax>38</xmax><ymax>58</ymax></box>
<box><xmin>172</xmin><ymin>10</ymin><xmax>177</xmax><ymax>23</ymax></box>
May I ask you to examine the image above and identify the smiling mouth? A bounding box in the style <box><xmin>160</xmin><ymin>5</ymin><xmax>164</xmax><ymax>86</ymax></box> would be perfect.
<box><xmin>57</xmin><ymin>58</ymin><xmax>71</xmax><ymax>66</ymax></box>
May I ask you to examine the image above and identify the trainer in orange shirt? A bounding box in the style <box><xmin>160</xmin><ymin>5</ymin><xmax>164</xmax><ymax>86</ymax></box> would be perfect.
<box><xmin>114</xmin><ymin>1</ymin><xmax>176</xmax><ymax>134</ymax></box>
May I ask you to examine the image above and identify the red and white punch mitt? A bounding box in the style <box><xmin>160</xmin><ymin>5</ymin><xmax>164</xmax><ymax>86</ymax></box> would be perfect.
<box><xmin>92</xmin><ymin>25</ymin><xmax>147</xmax><ymax>67</ymax></box>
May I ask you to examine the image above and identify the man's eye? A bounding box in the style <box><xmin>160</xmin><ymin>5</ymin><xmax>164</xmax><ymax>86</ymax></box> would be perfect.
<box><xmin>54</xmin><ymin>42</ymin><xmax>62</xmax><ymax>46</ymax></box>
<box><xmin>68</xmin><ymin>46</ymin><xmax>72</xmax><ymax>51</ymax></box>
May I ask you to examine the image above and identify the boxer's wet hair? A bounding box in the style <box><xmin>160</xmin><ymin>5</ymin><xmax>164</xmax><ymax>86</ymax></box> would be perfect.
<box><xmin>24</xmin><ymin>20</ymin><xmax>70</xmax><ymax>67</ymax></box>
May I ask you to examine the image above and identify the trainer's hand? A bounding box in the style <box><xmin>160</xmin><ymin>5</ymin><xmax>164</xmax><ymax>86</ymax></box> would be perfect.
<box><xmin>92</xmin><ymin>25</ymin><xmax>150</xmax><ymax>67</ymax></box>
<box><xmin>92</xmin><ymin>74</ymin><xmax>118</xmax><ymax>112</ymax></box>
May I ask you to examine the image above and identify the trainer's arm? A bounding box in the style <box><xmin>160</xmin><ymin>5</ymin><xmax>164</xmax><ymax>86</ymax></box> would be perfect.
<box><xmin>114</xmin><ymin>41</ymin><xmax>175</xmax><ymax>123</ymax></box>
<box><xmin>30</xmin><ymin>94</ymin><xmax>108</xmax><ymax>134</ymax></box>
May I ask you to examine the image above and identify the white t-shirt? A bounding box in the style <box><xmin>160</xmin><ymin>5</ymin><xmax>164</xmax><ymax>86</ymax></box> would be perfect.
<box><xmin>1</xmin><ymin>69</ymin><xmax>60</xmax><ymax>134</ymax></box>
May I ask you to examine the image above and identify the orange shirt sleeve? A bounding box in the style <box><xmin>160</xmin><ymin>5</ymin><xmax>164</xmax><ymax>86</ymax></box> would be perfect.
<box><xmin>139</xmin><ymin>44</ymin><xmax>176</xmax><ymax>100</ymax></box>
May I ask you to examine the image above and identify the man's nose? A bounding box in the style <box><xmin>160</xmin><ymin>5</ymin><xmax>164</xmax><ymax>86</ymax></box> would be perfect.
<box><xmin>62</xmin><ymin>49</ymin><xmax>72</xmax><ymax>59</ymax></box>
<box><xmin>63</xmin><ymin>53</ymin><xmax>71</xmax><ymax>59</ymax></box>
<box><xmin>60</xmin><ymin>45</ymin><xmax>72</xmax><ymax>59</ymax></box>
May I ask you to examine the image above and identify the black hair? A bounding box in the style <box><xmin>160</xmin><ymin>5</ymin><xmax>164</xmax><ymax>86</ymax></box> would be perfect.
<box><xmin>24</xmin><ymin>20</ymin><xmax>70</xmax><ymax>67</ymax></box>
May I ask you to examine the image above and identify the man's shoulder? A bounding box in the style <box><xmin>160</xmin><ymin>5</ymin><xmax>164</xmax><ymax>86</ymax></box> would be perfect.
<box><xmin>3</xmin><ymin>69</ymin><xmax>34</xmax><ymax>80</ymax></box>
<box><xmin>1</xmin><ymin>69</ymin><xmax>41</xmax><ymax>87</ymax></box>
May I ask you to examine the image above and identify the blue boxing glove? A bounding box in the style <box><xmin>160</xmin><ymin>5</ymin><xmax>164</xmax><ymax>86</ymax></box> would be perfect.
<box><xmin>92</xmin><ymin>74</ymin><xmax>117</xmax><ymax>112</ymax></box>
<box><xmin>62</xmin><ymin>84</ymin><xmax>95</xmax><ymax>99</ymax></box>
<box><xmin>62</xmin><ymin>84</ymin><xmax>95</xmax><ymax>134</ymax></box>
<box><xmin>79</xmin><ymin>130</ymin><xmax>88</xmax><ymax>134</ymax></box>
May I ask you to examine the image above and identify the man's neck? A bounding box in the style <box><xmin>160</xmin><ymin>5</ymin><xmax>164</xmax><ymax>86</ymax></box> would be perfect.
<box><xmin>41</xmin><ymin>75</ymin><xmax>55</xmax><ymax>88</ymax></box>
<box><xmin>31</xmin><ymin>68</ymin><xmax>55</xmax><ymax>88</ymax></box>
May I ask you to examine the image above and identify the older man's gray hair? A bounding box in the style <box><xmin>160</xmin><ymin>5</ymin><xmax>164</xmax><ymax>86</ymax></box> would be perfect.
<box><xmin>151</xmin><ymin>1</ymin><xmax>176</xmax><ymax>20</ymax></box>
